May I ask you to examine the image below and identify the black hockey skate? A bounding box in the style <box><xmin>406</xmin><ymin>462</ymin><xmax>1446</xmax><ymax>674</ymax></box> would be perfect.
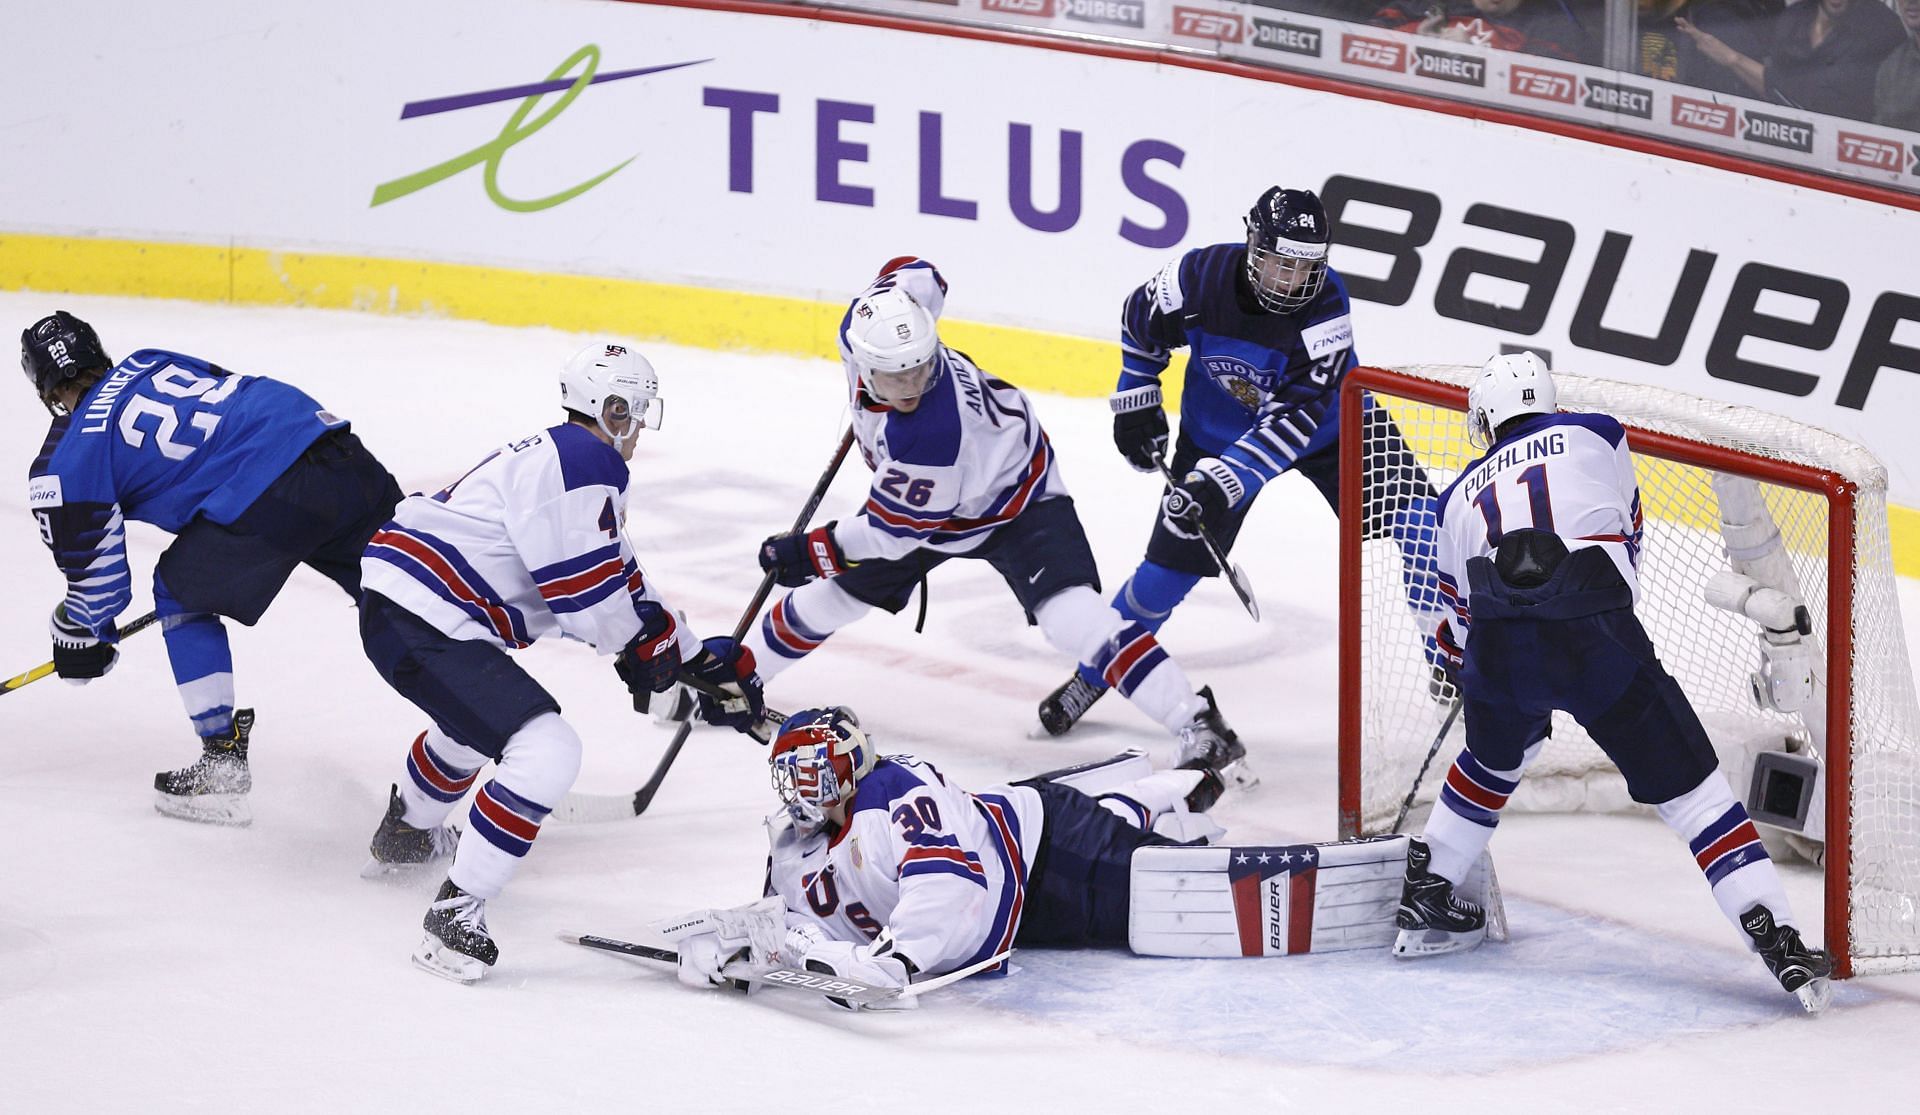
<box><xmin>362</xmin><ymin>784</ymin><xmax>461</xmax><ymax>878</ymax></box>
<box><xmin>1176</xmin><ymin>687</ymin><xmax>1257</xmax><ymax>793</ymax></box>
<box><xmin>153</xmin><ymin>709</ymin><xmax>254</xmax><ymax>827</ymax></box>
<box><xmin>414</xmin><ymin>879</ymin><xmax>498</xmax><ymax>983</ymax></box>
<box><xmin>1741</xmin><ymin>904</ymin><xmax>1833</xmax><ymax>1013</ymax></box>
<box><xmin>1038</xmin><ymin>672</ymin><xmax>1108</xmax><ymax>737</ymax></box>
<box><xmin>1392</xmin><ymin>838</ymin><xmax>1487</xmax><ymax>958</ymax></box>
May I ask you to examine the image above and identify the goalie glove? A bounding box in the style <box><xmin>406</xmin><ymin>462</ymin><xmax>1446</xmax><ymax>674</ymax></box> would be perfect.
<box><xmin>794</xmin><ymin>932</ymin><xmax>916</xmax><ymax>1011</ymax></box>
<box><xmin>655</xmin><ymin>896</ymin><xmax>789</xmax><ymax>989</ymax></box>
<box><xmin>1111</xmin><ymin>384</ymin><xmax>1169</xmax><ymax>473</ymax></box>
<box><xmin>1161</xmin><ymin>458</ymin><xmax>1245</xmax><ymax>541</ymax></box>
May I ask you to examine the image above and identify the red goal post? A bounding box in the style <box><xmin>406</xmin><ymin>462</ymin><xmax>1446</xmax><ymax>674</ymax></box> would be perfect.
<box><xmin>1336</xmin><ymin>363</ymin><xmax>1920</xmax><ymax>979</ymax></box>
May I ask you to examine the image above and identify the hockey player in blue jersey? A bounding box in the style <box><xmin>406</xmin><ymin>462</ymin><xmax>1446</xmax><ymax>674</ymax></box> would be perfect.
<box><xmin>1039</xmin><ymin>187</ymin><xmax>1446</xmax><ymax>739</ymax></box>
<box><xmin>356</xmin><ymin>342</ymin><xmax>767</xmax><ymax>982</ymax></box>
<box><xmin>747</xmin><ymin>257</ymin><xmax>1246</xmax><ymax>797</ymax></box>
<box><xmin>1391</xmin><ymin>353</ymin><xmax>1834</xmax><ymax>1012</ymax></box>
<box><xmin>21</xmin><ymin>311</ymin><xmax>402</xmax><ymax>826</ymax></box>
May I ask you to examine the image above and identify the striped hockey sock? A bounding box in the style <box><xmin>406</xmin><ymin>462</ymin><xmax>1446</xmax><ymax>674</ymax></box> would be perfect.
<box><xmin>449</xmin><ymin>780</ymin><xmax>554</xmax><ymax>900</ymax></box>
<box><xmin>399</xmin><ymin>728</ymin><xmax>483</xmax><ymax>829</ymax></box>
<box><xmin>1657</xmin><ymin>773</ymin><xmax>1795</xmax><ymax>934</ymax></box>
<box><xmin>1423</xmin><ymin>748</ymin><xmax>1526</xmax><ymax>885</ymax></box>
<box><xmin>159</xmin><ymin>610</ymin><xmax>235</xmax><ymax>738</ymax></box>
<box><xmin>749</xmin><ymin>582</ymin><xmax>871</xmax><ymax>680</ymax></box>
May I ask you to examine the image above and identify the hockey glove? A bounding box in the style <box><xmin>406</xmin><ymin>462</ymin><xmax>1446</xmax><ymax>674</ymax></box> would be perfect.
<box><xmin>759</xmin><ymin>524</ymin><xmax>851</xmax><ymax>588</ymax></box>
<box><xmin>686</xmin><ymin>637</ymin><xmax>770</xmax><ymax>742</ymax></box>
<box><xmin>796</xmin><ymin>936</ymin><xmax>916</xmax><ymax>1011</ymax></box>
<box><xmin>49</xmin><ymin>604</ymin><xmax>117</xmax><ymax>684</ymax></box>
<box><xmin>1161</xmin><ymin>458</ymin><xmax>1245</xmax><ymax>541</ymax></box>
<box><xmin>1111</xmin><ymin>385</ymin><xmax>1169</xmax><ymax>473</ymax></box>
<box><xmin>613</xmin><ymin>603</ymin><xmax>682</xmax><ymax>712</ymax></box>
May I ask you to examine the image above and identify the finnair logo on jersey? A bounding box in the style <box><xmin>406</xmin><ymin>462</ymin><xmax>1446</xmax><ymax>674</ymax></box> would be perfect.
<box><xmin>1837</xmin><ymin>132</ymin><xmax>1901</xmax><ymax>172</ymax></box>
<box><xmin>371</xmin><ymin>46</ymin><xmax>711</xmax><ymax>211</ymax></box>
<box><xmin>1671</xmin><ymin>96</ymin><xmax>1735</xmax><ymax>136</ymax></box>
<box><xmin>1173</xmin><ymin>7</ymin><xmax>1242</xmax><ymax>42</ymax></box>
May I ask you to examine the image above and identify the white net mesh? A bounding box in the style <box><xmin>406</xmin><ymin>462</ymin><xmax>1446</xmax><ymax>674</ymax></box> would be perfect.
<box><xmin>1348</xmin><ymin>364</ymin><xmax>1920</xmax><ymax>974</ymax></box>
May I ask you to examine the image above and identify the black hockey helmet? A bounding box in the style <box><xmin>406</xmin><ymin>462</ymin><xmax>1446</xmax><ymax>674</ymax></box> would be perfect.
<box><xmin>1243</xmin><ymin>187</ymin><xmax>1331</xmax><ymax>313</ymax></box>
<box><xmin>21</xmin><ymin>311</ymin><xmax>112</xmax><ymax>408</ymax></box>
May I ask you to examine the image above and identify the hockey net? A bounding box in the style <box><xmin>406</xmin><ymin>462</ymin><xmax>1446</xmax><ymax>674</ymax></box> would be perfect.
<box><xmin>1336</xmin><ymin>363</ymin><xmax>1920</xmax><ymax>977</ymax></box>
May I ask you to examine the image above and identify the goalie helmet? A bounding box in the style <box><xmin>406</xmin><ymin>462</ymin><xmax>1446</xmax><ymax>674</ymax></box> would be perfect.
<box><xmin>559</xmin><ymin>342</ymin><xmax>662</xmax><ymax>458</ymax></box>
<box><xmin>843</xmin><ymin>286</ymin><xmax>942</xmax><ymax>407</ymax></box>
<box><xmin>769</xmin><ymin>706</ymin><xmax>873</xmax><ymax>828</ymax></box>
<box><xmin>21</xmin><ymin>311</ymin><xmax>112</xmax><ymax>412</ymax></box>
<box><xmin>1467</xmin><ymin>352</ymin><xmax>1557</xmax><ymax>449</ymax></box>
<box><xmin>1243</xmin><ymin>187</ymin><xmax>1331</xmax><ymax>314</ymax></box>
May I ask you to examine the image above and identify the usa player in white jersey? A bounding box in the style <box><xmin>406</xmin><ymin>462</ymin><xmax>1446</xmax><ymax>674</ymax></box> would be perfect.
<box><xmin>748</xmin><ymin>257</ymin><xmax>1247</xmax><ymax>794</ymax></box>
<box><xmin>1393</xmin><ymin>353</ymin><xmax>1833</xmax><ymax>1010</ymax></box>
<box><xmin>668</xmin><ymin>707</ymin><xmax>1215</xmax><ymax>1002</ymax></box>
<box><xmin>355</xmin><ymin>343</ymin><xmax>767</xmax><ymax>983</ymax></box>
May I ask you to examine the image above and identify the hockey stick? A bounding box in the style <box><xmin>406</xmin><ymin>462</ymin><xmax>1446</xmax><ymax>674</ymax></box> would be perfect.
<box><xmin>1151</xmin><ymin>453</ymin><xmax>1259</xmax><ymax>621</ymax></box>
<box><xmin>553</xmin><ymin>427</ymin><xmax>856</xmax><ymax>824</ymax></box>
<box><xmin>562</xmin><ymin>931</ymin><xmax>1010</xmax><ymax>1005</ymax></box>
<box><xmin>1</xmin><ymin>610</ymin><xmax>161</xmax><ymax>697</ymax></box>
<box><xmin>1390</xmin><ymin>699</ymin><xmax>1462</xmax><ymax>834</ymax></box>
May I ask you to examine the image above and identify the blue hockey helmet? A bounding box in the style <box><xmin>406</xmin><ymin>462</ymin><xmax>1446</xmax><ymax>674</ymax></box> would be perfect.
<box><xmin>1244</xmin><ymin>187</ymin><xmax>1331</xmax><ymax>314</ymax></box>
<box><xmin>21</xmin><ymin>311</ymin><xmax>112</xmax><ymax>412</ymax></box>
<box><xmin>769</xmin><ymin>706</ymin><xmax>872</xmax><ymax>828</ymax></box>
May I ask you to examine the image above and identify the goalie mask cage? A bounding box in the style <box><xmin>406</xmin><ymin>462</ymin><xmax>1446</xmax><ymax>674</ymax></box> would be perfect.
<box><xmin>1337</xmin><ymin>363</ymin><xmax>1920</xmax><ymax>978</ymax></box>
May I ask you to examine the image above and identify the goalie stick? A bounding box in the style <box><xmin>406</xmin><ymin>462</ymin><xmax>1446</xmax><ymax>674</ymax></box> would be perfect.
<box><xmin>551</xmin><ymin>428</ymin><xmax>854</xmax><ymax>825</ymax></box>
<box><xmin>1</xmin><ymin>610</ymin><xmax>160</xmax><ymax>697</ymax></box>
<box><xmin>560</xmin><ymin>931</ymin><xmax>1010</xmax><ymax>1005</ymax></box>
<box><xmin>1151</xmin><ymin>452</ymin><xmax>1259</xmax><ymax>621</ymax></box>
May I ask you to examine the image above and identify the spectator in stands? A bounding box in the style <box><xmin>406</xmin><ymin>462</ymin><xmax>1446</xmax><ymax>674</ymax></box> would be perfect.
<box><xmin>1639</xmin><ymin>0</ymin><xmax>1781</xmax><ymax>97</ymax></box>
<box><xmin>1678</xmin><ymin>0</ymin><xmax>1902</xmax><ymax>121</ymax></box>
<box><xmin>1876</xmin><ymin>0</ymin><xmax>1920</xmax><ymax>130</ymax></box>
<box><xmin>1369</xmin><ymin>0</ymin><xmax>1598</xmax><ymax>63</ymax></box>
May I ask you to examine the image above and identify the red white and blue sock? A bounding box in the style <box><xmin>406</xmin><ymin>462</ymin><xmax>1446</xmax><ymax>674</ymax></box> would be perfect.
<box><xmin>397</xmin><ymin>727</ymin><xmax>483</xmax><ymax>829</ymax></box>
<box><xmin>747</xmin><ymin>581</ymin><xmax>872</xmax><ymax>681</ymax></box>
<box><xmin>1656</xmin><ymin>772</ymin><xmax>1797</xmax><ymax>938</ymax></box>
<box><xmin>446</xmin><ymin>712</ymin><xmax>582</xmax><ymax>899</ymax></box>
<box><xmin>1422</xmin><ymin>745</ymin><xmax>1534</xmax><ymax>885</ymax></box>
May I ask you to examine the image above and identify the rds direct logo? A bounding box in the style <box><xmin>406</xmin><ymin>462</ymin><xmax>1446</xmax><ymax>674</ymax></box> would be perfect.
<box><xmin>372</xmin><ymin>45</ymin><xmax>708</xmax><ymax>212</ymax></box>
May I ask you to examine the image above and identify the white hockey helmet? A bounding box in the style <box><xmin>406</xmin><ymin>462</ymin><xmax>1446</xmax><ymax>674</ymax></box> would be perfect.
<box><xmin>1467</xmin><ymin>352</ymin><xmax>1557</xmax><ymax>449</ymax></box>
<box><xmin>559</xmin><ymin>342</ymin><xmax>662</xmax><ymax>457</ymax></box>
<box><xmin>844</xmin><ymin>287</ymin><xmax>942</xmax><ymax>406</ymax></box>
<box><xmin>769</xmin><ymin>707</ymin><xmax>873</xmax><ymax>828</ymax></box>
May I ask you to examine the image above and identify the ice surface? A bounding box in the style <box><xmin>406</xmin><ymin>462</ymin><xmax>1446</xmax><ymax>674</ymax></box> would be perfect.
<box><xmin>2</xmin><ymin>294</ymin><xmax>1916</xmax><ymax>1110</ymax></box>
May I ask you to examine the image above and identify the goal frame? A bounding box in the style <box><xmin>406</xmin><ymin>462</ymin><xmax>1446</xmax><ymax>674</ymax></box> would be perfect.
<box><xmin>1335</xmin><ymin>364</ymin><xmax>1860</xmax><ymax>978</ymax></box>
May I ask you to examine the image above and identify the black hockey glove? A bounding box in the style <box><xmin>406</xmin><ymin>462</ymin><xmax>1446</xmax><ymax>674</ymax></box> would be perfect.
<box><xmin>1160</xmin><ymin>458</ymin><xmax>1245</xmax><ymax>541</ymax></box>
<box><xmin>613</xmin><ymin>603</ymin><xmax>683</xmax><ymax>712</ymax></box>
<box><xmin>1110</xmin><ymin>385</ymin><xmax>1169</xmax><ymax>474</ymax></box>
<box><xmin>686</xmin><ymin>637</ymin><xmax>770</xmax><ymax>743</ymax></box>
<box><xmin>759</xmin><ymin>524</ymin><xmax>850</xmax><ymax>588</ymax></box>
<box><xmin>49</xmin><ymin>604</ymin><xmax>117</xmax><ymax>684</ymax></box>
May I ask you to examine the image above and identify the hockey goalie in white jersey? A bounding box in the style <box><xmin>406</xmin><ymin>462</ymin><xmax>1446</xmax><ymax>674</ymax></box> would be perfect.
<box><xmin>748</xmin><ymin>258</ymin><xmax>1251</xmax><ymax>797</ymax></box>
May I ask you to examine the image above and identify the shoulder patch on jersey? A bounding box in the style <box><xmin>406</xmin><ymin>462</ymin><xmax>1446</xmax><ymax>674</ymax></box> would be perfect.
<box><xmin>882</xmin><ymin>368</ymin><xmax>963</xmax><ymax>467</ymax></box>
<box><xmin>1148</xmin><ymin>258</ymin><xmax>1184</xmax><ymax>315</ymax></box>
<box><xmin>550</xmin><ymin>422</ymin><xmax>630</xmax><ymax>493</ymax></box>
<box><xmin>27</xmin><ymin>474</ymin><xmax>63</xmax><ymax>509</ymax></box>
<box><xmin>1301</xmin><ymin>314</ymin><xmax>1354</xmax><ymax>360</ymax></box>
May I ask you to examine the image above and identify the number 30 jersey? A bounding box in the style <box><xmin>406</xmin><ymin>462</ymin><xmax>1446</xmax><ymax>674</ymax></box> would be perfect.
<box><xmin>766</xmin><ymin>755</ymin><xmax>1045</xmax><ymax>977</ymax></box>
<box><xmin>28</xmin><ymin>349</ymin><xmax>343</xmax><ymax>633</ymax></box>
<box><xmin>834</xmin><ymin>258</ymin><xmax>1068</xmax><ymax>562</ymax></box>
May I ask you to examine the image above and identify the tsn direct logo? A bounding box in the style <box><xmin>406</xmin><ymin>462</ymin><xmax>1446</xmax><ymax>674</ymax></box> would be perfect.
<box><xmin>1173</xmin><ymin>6</ymin><xmax>1243</xmax><ymax>42</ymax></box>
<box><xmin>1509</xmin><ymin>65</ymin><xmax>1574</xmax><ymax>104</ymax></box>
<box><xmin>1838</xmin><ymin>132</ymin><xmax>1902</xmax><ymax>173</ymax></box>
<box><xmin>981</xmin><ymin>0</ymin><xmax>1055</xmax><ymax>14</ymax></box>
<box><xmin>1671</xmin><ymin>96</ymin><xmax>1736</xmax><ymax>136</ymax></box>
<box><xmin>1341</xmin><ymin>34</ymin><xmax>1405</xmax><ymax>71</ymax></box>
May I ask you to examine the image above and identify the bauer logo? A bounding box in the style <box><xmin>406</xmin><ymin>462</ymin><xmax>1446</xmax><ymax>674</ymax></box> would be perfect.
<box><xmin>1671</xmin><ymin>96</ymin><xmax>1735</xmax><ymax>136</ymax></box>
<box><xmin>1745</xmin><ymin>111</ymin><xmax>1813</xmax><ymax>153</ymax></box>
<box><xmin>1341</xmin><ymin>34</ymin><xmax>1406</xmax><ymax>72</ymax></box>
<box><xmin>982</xmin><ymin>0</ymin><xmax>1055</xmax><ymax>13</ymax></box>
<box><xmin>1583</xmin><ymin>78</ymin><xmax>1653</xmax><ymax>119</ymax></box>
<box><xmin>1412</xmin><ymin>46</ymin><xmax>1485</xmax><ymax>87</ymax></box>
<box><xmin>1251</xmin><ymin>19</ymin><xmax>1321</xmax><ymax>56</ymax></box>
<box><xmin>1838</xmin><ymin>132</ymin><xmax>1901</xmax><ymax>172</ymax></box>
<box><xmin>1173</xmin><ymin>7</ymin><xmax>1242</xmax><ymax>42</ymax></box>
<box><xmin>371</xmin><ymin>45</ymin><xmax>710</xmax><ymax>211</ymax></box>
<box><xmin>1061</xmin><ymin>0</ymin><xmax>1146</xmax><ymax>27</ymax></box>
<box><xmin>1509</xmin><ymin>65</ymin><xmax>1574</xmax><ymax>104</ymax></box>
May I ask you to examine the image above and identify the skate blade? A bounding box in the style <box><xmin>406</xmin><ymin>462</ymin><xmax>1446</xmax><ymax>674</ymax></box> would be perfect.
<box><xmin>1794</xmin><ymin>976</ymin><xmax>1833</xmax><ymax>1014</ymax></box>
<box><xmin>153</xmin><ymin>791</ymin><xmax>252</xmax><ymax>827</ymax></box>
<box><xmin>1392</xmin><ymin>925</ymin><xmax>1486</xmax><ymax>958</ymax></box>
<box><xmin>411</xmin><ymin>934</ymin><xmax>489</xmax><ymax>983</ymax></box>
